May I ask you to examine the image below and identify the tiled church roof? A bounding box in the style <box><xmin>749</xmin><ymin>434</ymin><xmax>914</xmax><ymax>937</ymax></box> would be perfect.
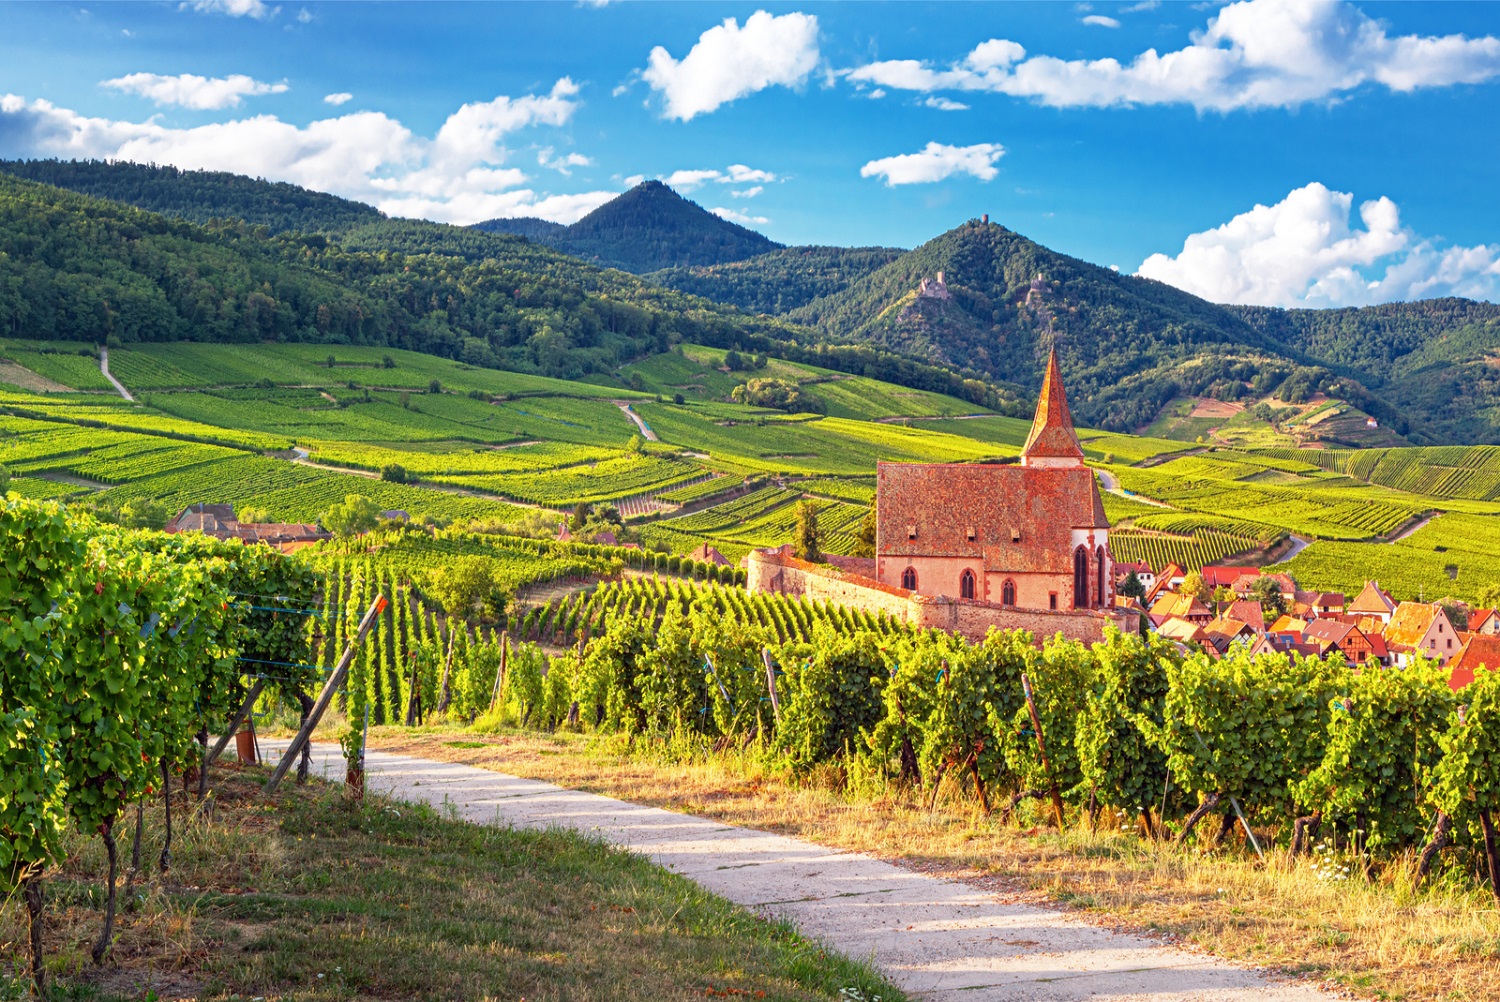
<box><xmin>1021</xmin><ymin>347</ymin><xmax>1085</xmax><ymax>462</ymax></box>
<box><xmin>876</xmin><ymin>462</ymin><xmax>1108</xmax><ymax>574</ymax></box>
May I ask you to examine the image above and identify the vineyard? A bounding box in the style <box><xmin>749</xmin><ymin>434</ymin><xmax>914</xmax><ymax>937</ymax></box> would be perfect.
<box><xmin>1107</xmin><ymin>528</ymin><xmax>1262</xmax><ymax>573</ymax></box>
<box><xmin>1260</xmin><ymin>445</ymin><xmax>1500</xmax><ymax>501</ymax></box>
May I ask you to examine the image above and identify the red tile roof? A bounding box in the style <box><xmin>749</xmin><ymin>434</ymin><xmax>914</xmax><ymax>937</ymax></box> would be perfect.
<box><xmin>1386</xmin><ymin>602</ymin><xmax>1446</xmax><ymax>648</ymax></box>
<box><xmin>1203</xmin><ymin>566</ymin><xmax>1257</xmax><ymax>588</ymax></box>
<box><xmin>877</xmin><ymin>461</ymin><xmax>1108</xmax><ymax>575</ymax></box>
<box><xmin>1468</xmin><ymin>609</ymin><xmax>1497</xmax><ymax>632</ymax></box>
<box><xmin>1021</xmin><ymin>348</ymin><xmax>1085</xmax><ymax>462</ymax></box>
<box><xmin>1450</xmin><ymin>635</ymin><xmax>1500</xmax><ymax>690</ymax></box>
<box><xmin>1225</xmin><ymin>599</ymin><xmax>1265</xmax><ymax>632</ymax></box>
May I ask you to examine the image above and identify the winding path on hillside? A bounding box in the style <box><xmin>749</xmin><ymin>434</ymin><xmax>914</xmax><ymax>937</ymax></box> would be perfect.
<box><xmin>1095</xmin><ymin>468</ymin><xmax>1172</xmax><ymax>509</ymax></box>
<box><xmin>615</xmin><ymin>401</ymin><xmax>658</xmax><ymax>441</ymax></box>
<box><xmin>99</xmin><ymin>346</ymin><xmax>134</xmax><ymax>401</ymax></box>
<box><xmin>271</xmin><ymin>741</ymin><xmax>1330</xmax><ymax>1002</ymax></box>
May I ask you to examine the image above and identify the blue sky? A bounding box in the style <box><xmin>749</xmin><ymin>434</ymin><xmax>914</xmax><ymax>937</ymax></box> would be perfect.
<box><xmin>2</xmin><ymin>0</ymin><xmax>1499</xmax><ymax>308</ymax></box>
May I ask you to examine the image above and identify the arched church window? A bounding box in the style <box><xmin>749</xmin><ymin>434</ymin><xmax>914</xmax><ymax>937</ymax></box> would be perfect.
<box><xmin>960</xmin><ymin>569</ymin><xmax>976</xmax><ymax>600</ymax></box>
<box><xmin>1073</xmin><ymin>546</ymin><xmax>1089</xmax><ymax>609</ymax></box>
<box><xmin>901</xmin><ymin>566</ymin><xmax>917</xmax><ymax>590</ymax></box>
<box><xmin>1002</xmin><ymin>579</ymin><xmax>1016</xmax><ymax>606</ymax></box>
<box><xmin>1096</xmin><ymin>545</ymin><xmax>1107</xmax><ymax>609</ymax></box>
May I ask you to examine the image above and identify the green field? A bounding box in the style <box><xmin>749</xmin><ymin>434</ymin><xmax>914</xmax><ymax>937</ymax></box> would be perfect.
<box><xmin>4</xmin><ymin>339</ymin><xmax>1500</xmax><ymax>600</ymax></box>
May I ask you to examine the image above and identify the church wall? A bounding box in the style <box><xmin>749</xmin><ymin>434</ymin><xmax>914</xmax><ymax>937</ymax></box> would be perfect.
<box><xmin>748</xmin><ymin>548</ymin><xmax>1132</xmax><ymax>645</ymax></box>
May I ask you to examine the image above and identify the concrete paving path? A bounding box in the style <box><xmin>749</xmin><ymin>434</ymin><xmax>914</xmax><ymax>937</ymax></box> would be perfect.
<box><xmin>273</xmin><ymin>742</ymin><xmax>1331</xmax><ymax>1002</ymax></box>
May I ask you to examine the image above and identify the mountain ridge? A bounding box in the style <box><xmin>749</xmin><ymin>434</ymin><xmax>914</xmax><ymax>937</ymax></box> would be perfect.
<box><xmin>475</xmin><ymin>180</ymin><xmax>782</xmax><ymax>273</ymax></box>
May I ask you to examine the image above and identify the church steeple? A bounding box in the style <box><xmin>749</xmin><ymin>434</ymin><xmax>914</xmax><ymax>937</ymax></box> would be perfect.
<box><xmin>1020</xmin><ymin>347</ymin><xmax>1085</xmax><ymax>468</ymax></box>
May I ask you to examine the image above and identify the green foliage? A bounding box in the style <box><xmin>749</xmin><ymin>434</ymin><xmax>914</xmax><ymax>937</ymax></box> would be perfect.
<box><xmin>1149</xmin><ymin>648</ymin><xmax>1348</xmax><ymax>827</ymax></box>
<box><xmin>792</xmin><ymin>499</ymin><xmax>824</xmax><ymax>563</ymax></box>
<box><xmin>774</xmin><ymin>623</ymin><xmax>886</xmax><ymax>771</ymax></box>
<box><xmin>1296</xmin><ymin>662</ymin><xmax>1453</xmax><ymax>850</ymax></box>
<box><xmin>731</xmin><ymin>377</ymin><xmax>823</xmax><ymax>413</ymax></box>
<box><xmin>1432</xmin><ymin>667</ymin><xmax>1500</xmax><ymax>833</ymax></box>
<box><xmin>1075</xmin><ymin>629</ymin><xmax>1179</xmax><ymax>815</ymax></box>
<box><xmin>381</xmin><ymin>463</ymin><xmax>412</xmax><ymax>485</ymax></box>
<box><xmin>647</xmin><ymin>246</ymin><xmax>905</xmax><ymax>315</ymax></box>
<box><xmin>323</xmin><ymin>494</ymin><xmax>382</xmax><ymax>536</ymax></box>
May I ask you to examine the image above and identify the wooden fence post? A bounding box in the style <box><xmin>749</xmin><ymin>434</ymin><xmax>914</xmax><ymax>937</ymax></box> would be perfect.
<box><xmin>436</xmin><ymin>627</ymin><xmax>457</xmax><ymax>714</ymax></box>
<box><xmin>760</xmin><ymin>648</ymin><xmax>781</xmax><ymax>724</ymax></box>
<box><xmin>265</xmin><ymin>593</ymin><xmax>387</xmax><ymax>794</ymax></box>
<box><xmin>1021</xmin><ymin>672</ymin><xmax>1066</xmax><ymax>828</ymax></box>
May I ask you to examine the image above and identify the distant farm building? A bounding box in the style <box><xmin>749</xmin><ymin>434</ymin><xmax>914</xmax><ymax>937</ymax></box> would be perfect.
<box><xmin>165</xmin><ymin>503</ymin><xmax>330</xmax><ymax>551</ymax></box>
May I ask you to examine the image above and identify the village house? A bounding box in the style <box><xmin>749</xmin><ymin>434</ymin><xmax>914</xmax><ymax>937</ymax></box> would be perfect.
<box><xmin>746</xmin><ymin>349</ymin><xmax>1132</xmax><ymax>643</ymax></box>
<box><xmin>165</xmin><ymin>503</ymin><xmax>330</xmax><ymax>551</ymax></box>
<box><xmin>1149</xmin><ymin>591</ymin><xmax>1214</xmax><ymax>627</ymax></box>
<box><xmin>1348</xmin><ymin>580</ymin><xmax>1398</xmax><ymax>624</ymax></box>
<box><xmin>1467</xmin><ymin>608</ymin><xmax>1500</xmax><ymax>636</ymax></box>
<box><xmin>1448</xmin><ymin>634</ymin><xmax>1500</xmax><ymax>690</ymax></box>
<box><xmin>1302</xmin><ymin>620</ymin><xmax>1380</xmax><ymax>664</ymax></box>
<box><xmin>689</xmin><ymin>542</ymin><xmax>733</xmax><ymax>567</ymax></box>
<box><xmin>1385</xmin><ymin>602</ymin><xmax>1459</xmax><ymax>666</ymax></box>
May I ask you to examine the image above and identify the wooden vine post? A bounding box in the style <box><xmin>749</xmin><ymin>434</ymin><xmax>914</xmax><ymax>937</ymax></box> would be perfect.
<box><xmin>436</xmin><ymin>627</ymin><xmax>457</xmax><ymax>714</ymax></box>
<box><xmin>266</xmin><ymin>593</ymin><xmax>387</xmax><ymax>794</ymax></box>
<box><xmin>489</xmin><ymin>632</ymin><xmax>510</xmax><ymax>713</ymax></box>
<box><xmin>1021</xmin><ymin>672</ymin><xmax>1066</xmax><ymax>828</ymax></box>
<box><xmin>205</xmin><ymin>677</ymin><xmax>265</xmax><ymax>766</ymax></box>
<box><xmin>760</xmin><ymin>648</ymin><xmax>781</xmax><ymax>724</ymax></box>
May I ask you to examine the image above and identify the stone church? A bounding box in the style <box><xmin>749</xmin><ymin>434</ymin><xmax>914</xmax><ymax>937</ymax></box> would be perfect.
<box><xmin>874</xmin><ymin>348</ymin><xmax>1113</xmax><ymax>613</ymax></box>
<box><xmin>745</xmin><ymin>349</ymin><xmax>1129</xmax><ymax>643</ymax></box>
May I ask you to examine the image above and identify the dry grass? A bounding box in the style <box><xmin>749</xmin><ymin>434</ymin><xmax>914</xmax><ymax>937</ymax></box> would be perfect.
<box><xmin>0</xmin><ymin>762</ymin><xmax>905</xmax><ymax>1002</ymax></box>
<box><xmin>364</xmin><ymin>724</ymin><xmax>1500</xmax><ymax>1002</ymax></box>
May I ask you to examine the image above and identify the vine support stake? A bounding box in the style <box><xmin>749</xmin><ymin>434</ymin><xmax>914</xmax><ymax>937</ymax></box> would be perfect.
<box><xmin>760</xmin><ymin>648</ymin><xmax>781</xmax><ymax>724</ymax></box>
<box><xmin>1021</xmin><ymin>672</ymin><xmax>1066</xmax><ymax>829</ymax></box>
<box><xmin>266</xmin><ymin>593</ymin><xmax>387</xmax><ymax>794</ymax></box>
<box><xmin>436</xmin><ymin>626</ymin><xmax>457</xmax><ymax>714</ymax></box>
<box><xmin>206</xmin><ymin>677</ymin><xmax>265</xmax><ymax>767</ymax></box>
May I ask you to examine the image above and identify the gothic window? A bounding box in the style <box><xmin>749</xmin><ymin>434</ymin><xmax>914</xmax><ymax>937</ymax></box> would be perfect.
<box><xmin>901</xmin><ymin>566</ymin><xmax>917</xmax><ymax>590</ymax></box>
<box><xmin>1096</xmin><ymin>545</ymin><xmax>1106</xmax><ymax>609</ymax></box>
<box><xmin>1073</xmin><ymin>546</ymin><xmax>1089</xmax><ymax>609</ymax></box>
<box><xmin>1002</xmin><ymin>579</ymin><xmax>1016</xmax><ymax>606</ymax></box>
<box><xmin>960</xmin><ymin>569</ymin><xmax>976</xmax><ymax>600</ymax></box>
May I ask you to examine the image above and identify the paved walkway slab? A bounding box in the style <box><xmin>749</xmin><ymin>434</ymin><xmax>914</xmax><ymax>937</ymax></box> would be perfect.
<box><xmin>272</xmin><ymin>742</ymin><xmax>1331</xmax><ymax>1002</ymax></box>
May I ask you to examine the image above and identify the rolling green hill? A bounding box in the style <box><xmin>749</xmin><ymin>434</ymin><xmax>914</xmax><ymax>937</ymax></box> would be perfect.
<box><xmin>475</xmin><ymin>180</ymin><xmax>782</xmax><ymax>272</ymax></box>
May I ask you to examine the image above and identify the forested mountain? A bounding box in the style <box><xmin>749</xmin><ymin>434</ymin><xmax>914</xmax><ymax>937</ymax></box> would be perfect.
<box><xmin>9</xmin><ymin>158</ymin><xmax>1500</xmax><ymax>443</ymax></box>
<box><xmin>0</xmin><ymin>159</ymin><xmax>383</xmax><ymax>235</ymax></box>
<box><xmin>474</xmin><ymin>181</ymin><xmax>782</xmax><ymax>272</ymax></box>
<box><xmin>646</xmin><ymin>246</ymin><xmax>905</xmax><ymax>315</ymax></box>
<box><xmin>0</xmin><ymin>171</ymin><xmax>1011</xmax><ymax>409</ymax></box>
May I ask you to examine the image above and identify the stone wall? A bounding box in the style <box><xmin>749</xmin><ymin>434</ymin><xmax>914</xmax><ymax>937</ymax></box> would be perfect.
<box><xmin>746</xmin><ymin>547</ymin><xmax>1133</xmax><ymax>644</ymax></box>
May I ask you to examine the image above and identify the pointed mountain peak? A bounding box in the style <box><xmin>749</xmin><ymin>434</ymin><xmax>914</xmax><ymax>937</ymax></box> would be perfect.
<box><xmin>1021</xmin><ymin>347</ymin><xmax>1084</xmax><ymax>466</ymax></box>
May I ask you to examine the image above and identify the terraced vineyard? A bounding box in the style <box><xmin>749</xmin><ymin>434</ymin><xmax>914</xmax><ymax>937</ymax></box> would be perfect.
<box><xmin>1108</xmin><ymin>528</ymin><xmax>1262</xmax><ymax>573</ymax></box>
<box><xmin>436</xmin><ymin>454</ymin><xmax>701</xmax><ymax>506</ymax></box>
<box><xmin>1261</xmin><ymin>445</ymin><xmax>1500</xmax><ymax>501</ymax></box>
<box><xmin>518</xmin><ymin>575</ymin><xmax>912</xmax><ymax>649</ymax></box>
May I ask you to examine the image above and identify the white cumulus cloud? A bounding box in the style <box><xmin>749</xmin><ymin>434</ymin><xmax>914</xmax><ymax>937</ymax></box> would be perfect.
<box><xmin>655</xmin><ymin>164</ymin><xmax>777</xmax><ymax>192</ymax></box>
<box><xmin>323</xmin><ymin>92</ymin><xmax>353</xmax><ymax>106</ymax></box>
<box><xmin>0</xmin><ymin>80</ymin><xmax>614</xmax><ymax>225</ymax></box>
<box><xmin>846</xmin><ymin>0</ymin><xmax>1500</xmax><ymax>112</ymax></box>
<box><xmin>860</xmin><ymin>141</ymin><xmax>1005</xmax><ymax>186</ymax></box>
<box><xmin>538</xmin><ymin>147</ymin><xmax>593</xmax><ymax>174</ymax></box>
<box><xmin>923</xmin><ymin>96</ymin><xmax>969</xmax><ymax>111</ymax></box>
<box><xmin>730</xmin><ymin>185</ymin><xmax>763</xmax><ymax>199</ymax></box>
<box><xmin>1137</xmin><ymin>182</ymin><xmax>1500</xmax><ymax>307</ymax></box>
<box><xmin>1081</xmin><ymin>14</ymin><xmax>1121</xmax><ymax>28</ymax></box>
<box><xmin>102</xmin><ymin>72</ymin><xmax>288</xmax><ymax>110</ymax></box>
<box><xmin>712</xmin><ymin>206</ymin><xmax>770</xmax><ymax>226</ymax></box>
<box><xmin>181</xmin><ymin>0</ymin><xmax>276</xmax><ymax>19</ymax></box>
<box><xmin>643</xmin><ymin>10</ymin><xmax>820</xmax><ymax>120</ymax></box>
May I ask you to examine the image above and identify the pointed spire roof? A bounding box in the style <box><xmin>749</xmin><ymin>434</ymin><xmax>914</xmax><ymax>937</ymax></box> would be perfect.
<box><xmin>1021</xmin><ymin>347</ymin><xmax>1085</xmax><ymax>464</ymax></box>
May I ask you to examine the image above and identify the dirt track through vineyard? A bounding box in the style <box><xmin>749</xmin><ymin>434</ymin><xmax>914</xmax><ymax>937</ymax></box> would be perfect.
<box><xmin>272</xmin><ymin>741</ymin><xmax>1332</xmax><ymax>1002</ymax></box>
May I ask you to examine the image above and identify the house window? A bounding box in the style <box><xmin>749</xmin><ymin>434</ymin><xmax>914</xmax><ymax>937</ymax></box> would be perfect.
<box><xmin>1438</xmin><ymin>622</ymin><xmax>1444</xmax><ymax>633</ymax></box>
<box><xmin>1073</xmin><ymin>546</ymin><xmax>1089</xmax><ymax>610</ymax></box>
<box><xmin>966</xmin><ymin>526</ymin><xmax>976</xmax><ymax>541</ymax></box>
<box><xmin>1447</xmin><ymin>638</ymin><xmax>1453</xmax><ymax>649</ymax></box>
<box><xmin>907</xmin><ymin>525</ymin><xmax>917</xmax><ymax>540</ymax></box>
<box><xmin>901</xmin><ymin>566</ymin><xmax>917</xmax><ymax>590</ymax></box>
<box><xmin>960</xmin><ymin>569</ymin><xmax>976</xmax><ymax>600</ymax></box>
<box><xmin>1010</xmin><ymin>528</ymin><xmax>1021</xmax><ymax>543</ymax></box>
<box><xmin>1002</xmin><ymin>579</ymin><xmax>1016</xmax><ymax>606</ymax></box>
<box><xmin>1049</xmin><ymin>592</ymin><xmax>1057</xmax><ymax>610</ymax></box>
